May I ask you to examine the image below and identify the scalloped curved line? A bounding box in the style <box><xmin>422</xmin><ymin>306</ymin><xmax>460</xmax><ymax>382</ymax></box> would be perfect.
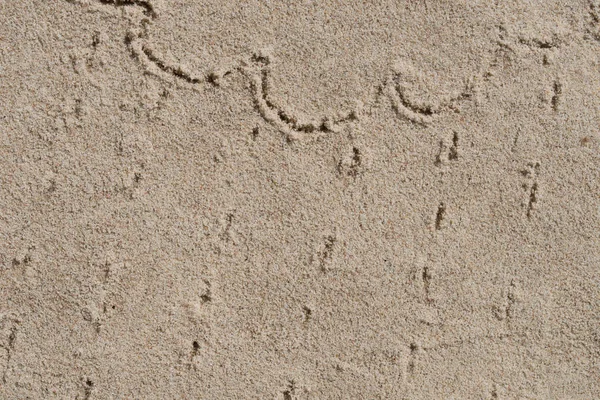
<box><xmin>387</xmin><ymin>76</ymin><xmax>474</xmax><ymax>126</ymax></box>
<box><xmin>65</xmin><ymin>0</ymin><xmax>476</xmax><ymax>135</ymax></box>
<box><xmin>247</xmin><ymin>66</ymin><xmax>359</xmax><ymax>140</ymax></box>
<box><xmin>102</xmin><ymin>0</ymin><xmax>155</xmax><ymax>16</ymax></box>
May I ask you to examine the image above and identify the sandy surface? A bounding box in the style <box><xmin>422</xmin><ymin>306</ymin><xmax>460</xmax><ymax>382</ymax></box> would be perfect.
<box><xmin>1</xmin><ymin>0</ymin><xmax>600</xmax><ymax>398</ymax></box>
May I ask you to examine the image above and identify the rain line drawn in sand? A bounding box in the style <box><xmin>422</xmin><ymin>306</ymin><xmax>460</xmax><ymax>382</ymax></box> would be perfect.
<box><xmin>434</xmin><ymin>202</ymin><xmax>446</xmax><ymax>230</ymax></box>
<box><xmin>493</xmin><ymin>280</ymin><xmax>517</xmax><ymax>324</ymax></box>
<box><xmin>314</xmin><ymin>234</ymin><xmax>336</xmax><ymax>272</ymax></box>
<box><xmin>588</xmin><ymin>0</ymin><xmax>600</xmax><ymax>41</ymax></box>
<box><xmin>0</xmin><ymin>317</ymin><xmax>18</xmax><ymax>384</ymax></box>
<box><xmin>520</xmin><ymin>162</ymin><xmax>540</xmax><ymax>219</ymax></box>
<box><xmin>435</xmin><ymin>130</ymin><xmax>460</xmax><ymax>166</ymax></box>
<box><xmin>551</xmin><ymin>79</ymin><xmax>562</xmax><ymax>112</ymax></box>
<box><xmin>337</xmin><ymin>146</ymin><xmax>364</xmax><ymax>178</ymax></box>
<box><xmin>83</xmin><ymin>378</ymin><xmax>94</xmax><ymax>400</ymax></box>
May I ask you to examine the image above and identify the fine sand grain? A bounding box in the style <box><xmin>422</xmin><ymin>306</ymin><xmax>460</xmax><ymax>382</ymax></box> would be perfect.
<box><xmin>1</xmin><ymin>0</ymin><xmax>599</xmax><ymax>398</ymax></box>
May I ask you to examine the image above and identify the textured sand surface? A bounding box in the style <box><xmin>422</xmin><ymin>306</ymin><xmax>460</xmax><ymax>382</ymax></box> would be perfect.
<box><xmin>1</xmin><ymin>0</ymin><xmax>600</xmax><ymax>398</ymax></box>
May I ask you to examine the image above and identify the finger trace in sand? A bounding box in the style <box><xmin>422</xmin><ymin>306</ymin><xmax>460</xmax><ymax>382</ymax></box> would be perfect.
<box><xmin>65</xmin><ymin>0</ymin><xmax>479</xmax><ymax>138</ymax></box>
<box><xmin>386</xmin><ymin>72</ymin><xmax>474</xmax><ymax>126</ymax></box>
<box><xmin>246</xmin><ymin>58</ymin><xmax>359</xmax><ymax>141</ymax></box>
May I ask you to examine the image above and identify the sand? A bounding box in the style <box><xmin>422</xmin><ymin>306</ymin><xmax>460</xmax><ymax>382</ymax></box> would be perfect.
<box><xmin>1</xmin><ymin>0</ymin><xmax>599</xmax><ymax>398</ymax></box>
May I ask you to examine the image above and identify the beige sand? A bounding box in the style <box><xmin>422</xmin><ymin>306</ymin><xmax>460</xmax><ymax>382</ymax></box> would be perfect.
<box><xmin>1</xmin><ymin>0</ymin><xmax>599</xmax><ymax>398</ymax></box>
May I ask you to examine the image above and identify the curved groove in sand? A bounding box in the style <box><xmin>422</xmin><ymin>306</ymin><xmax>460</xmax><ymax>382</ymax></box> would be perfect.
<box><xmin>65</xmin><ymin>0</ymin><xmax>475</xmax><ymax>136</ymax></box>
<box><xmin>589</xmin><ymin>1</ymin><xmax>600</xmax><ymax>41</ymax></box>
<box><xmin>247</xmin><ymin>64</ymin><xmax>359</xmax><ymax>140</ymax></box>
<box><xmin>98</xmin><ymin>0</ymin><xmax>156</xmax><ymax>17</ymax></box>
<box><xmin>386</xmin><ymin>76</ymin><xmax>474</xmax><ymax>126</ymax></box>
